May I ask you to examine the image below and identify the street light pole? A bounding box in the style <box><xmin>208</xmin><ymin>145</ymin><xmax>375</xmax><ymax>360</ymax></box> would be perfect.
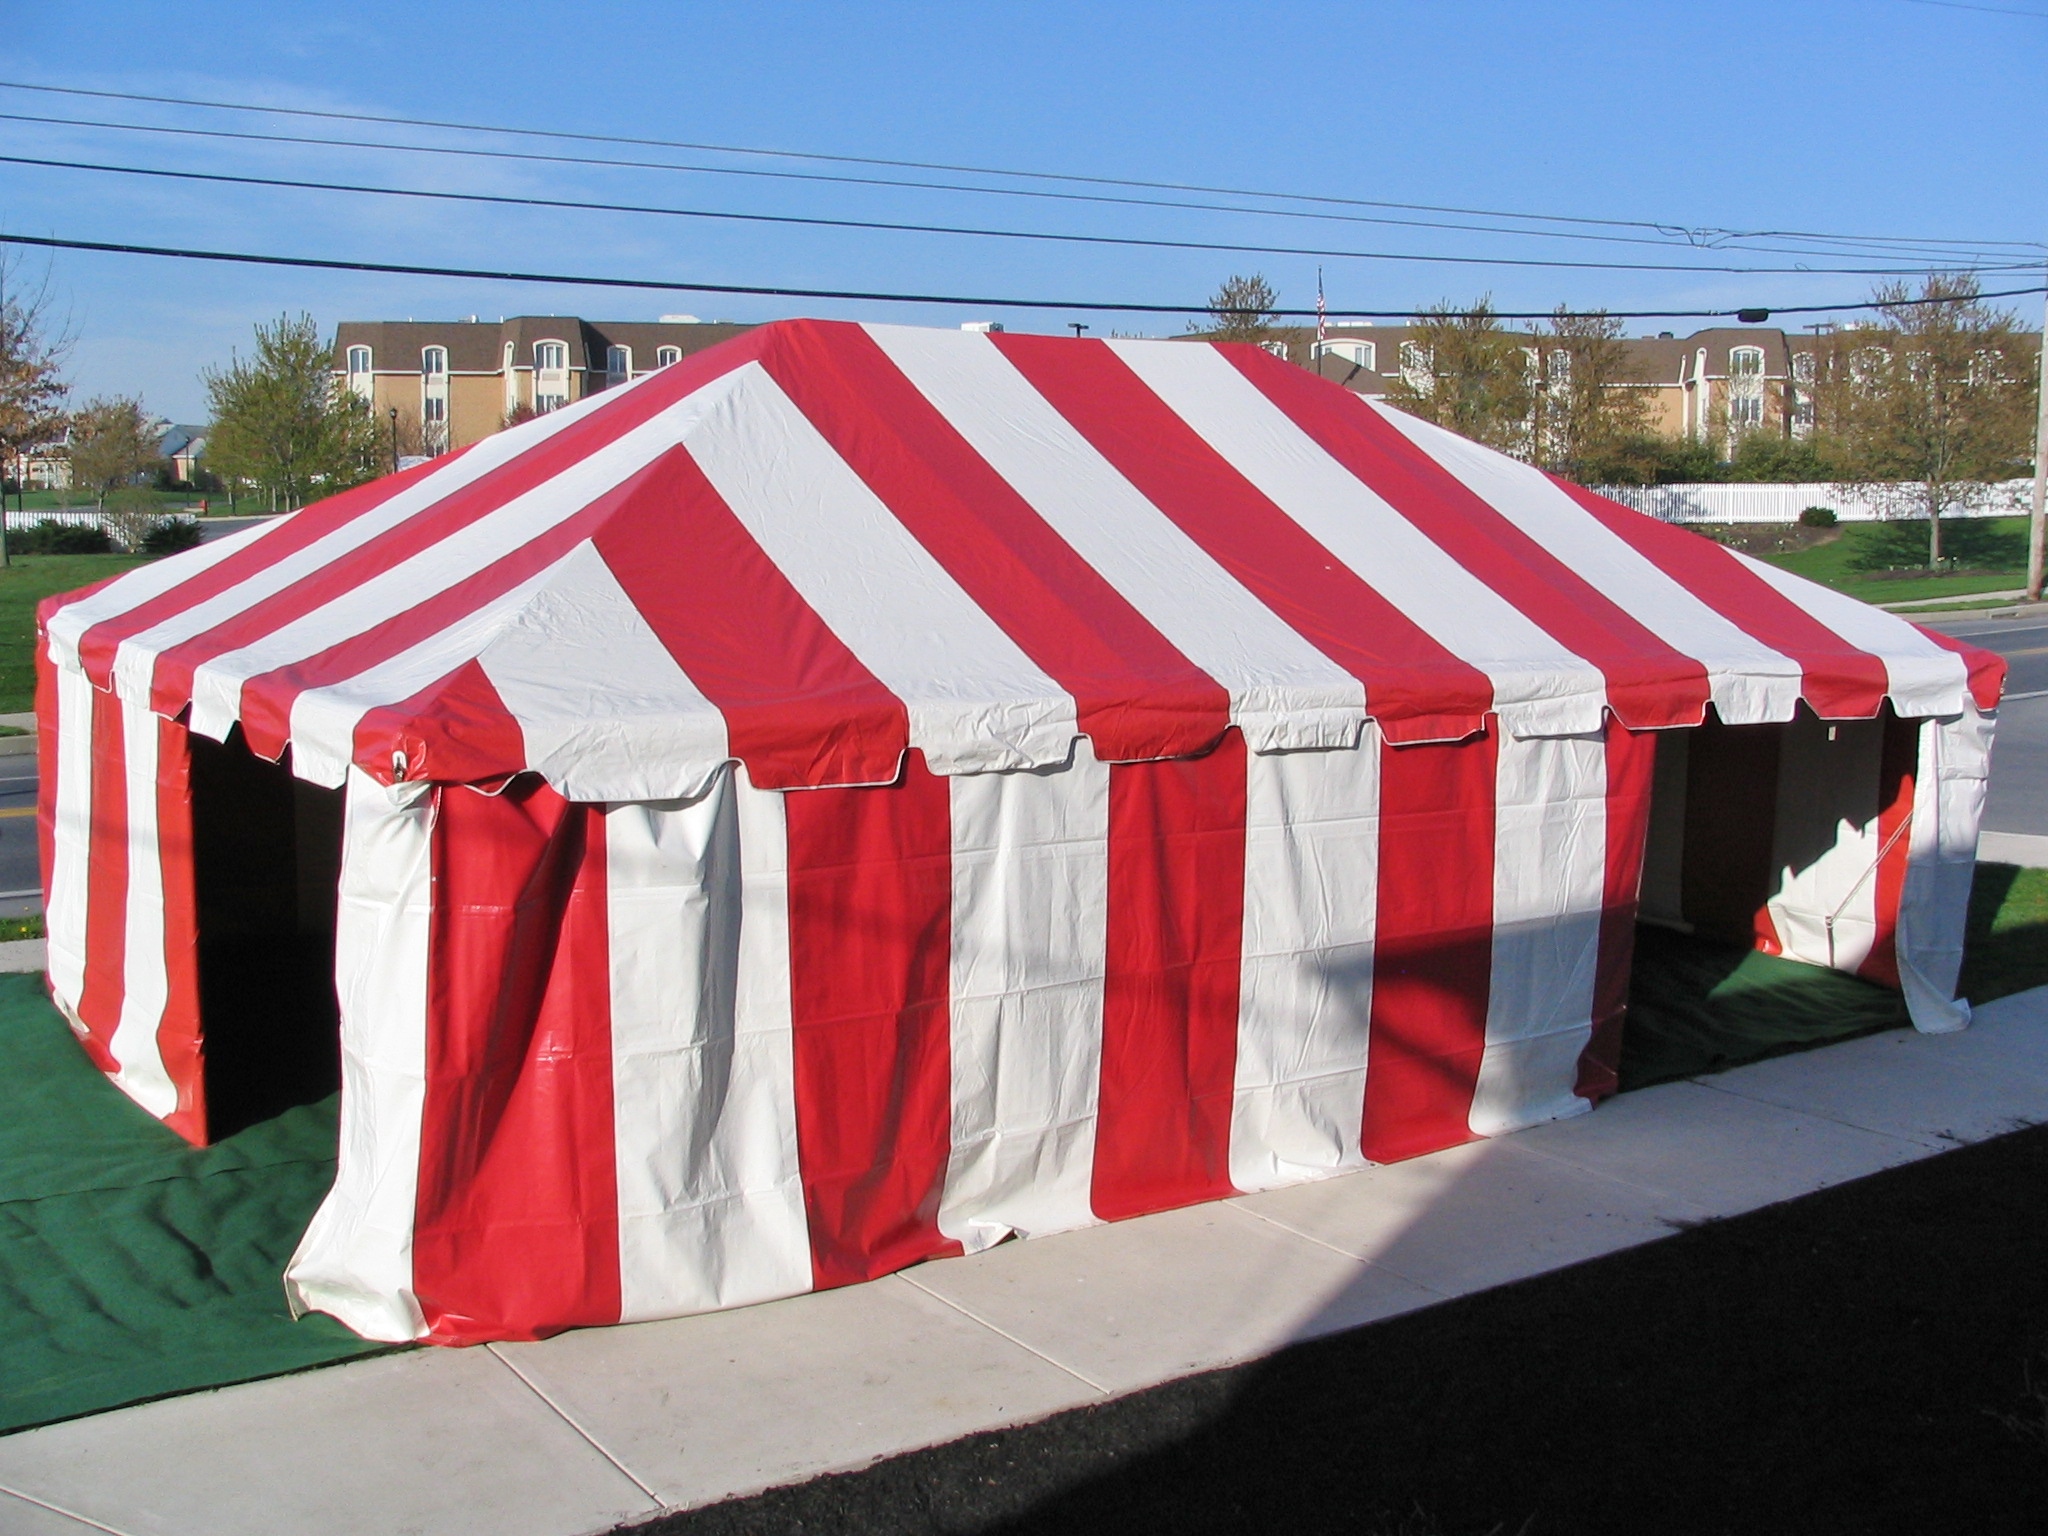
<box><xmin>389</xmin><ymin>406</ymin><xmax>400</xmax><ymax>478</ymax></box>
<box><xmin>2029</xmin><ymin>269</ymin><xmax>2048</xmax><ymax>604</ymax></box>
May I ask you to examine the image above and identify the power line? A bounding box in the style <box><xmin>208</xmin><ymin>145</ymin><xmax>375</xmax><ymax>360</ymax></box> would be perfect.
<box><xmin>4</xmin><ymin>230</ymin><xmax>2039</xmax><ymax>322</ymax></box>
<box><xmin>1901</xmin><ymin>0</ymin><xmax>2048</xmax><ymax>17</ymax></box>
<box><xmin>0</xmin><ymin>76</ymin><xmax>2032</xmax><ymax>257</ymax></box>
<box><xmin>2</xmin><ymin>151</ymin><xmax>2016</xmax><ymax>279</ymax></box>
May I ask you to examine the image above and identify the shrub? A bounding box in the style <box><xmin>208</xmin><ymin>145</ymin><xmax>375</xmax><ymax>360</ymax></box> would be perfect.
<box><xmin>139</xmin><ymin>517</ymin><xmax>203</xmax><ymax>558</ymax></box>
<box><xmin>11</xmin><ymin>520</ymin><xmax>113</xmax><ymax>555</ymax></box>
<box><xmin>1798</xmin><ymin>506</ymin><xmax>1839</xmax><ymax>528</ymax></box>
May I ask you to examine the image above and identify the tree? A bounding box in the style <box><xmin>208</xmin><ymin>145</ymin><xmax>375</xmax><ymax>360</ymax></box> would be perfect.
<box><xmin>1382</xmin><ymin>298</ymin><xmax>1534</xmax><ymax>453</ymax></box>
<box><xmin>1199</xmin><ymin>274</ymin><xmax>1280</xmax><ymax>342</ymax></box>
<box><xmin>203</xmin><ymin>313</ymin><xmax>383</xmax><ymax>512</ymax></box>
<box><xmin>0</xmin><ymin>252</ymin><xmax>70</xmax><ymax>560</ymax></box>
<box><xmin>67</xmin><ymin>396</ymin><xmax>161</xmax><ymax>509</ymax></box>
<box><xmin>1810</xmin><ymin>274</ymin><xmax>2037</xmax><ymax>567</ymax></box>
<box><xmin>1530</xmin><ymin>308</ymin><xmax>1653</xmax><ymax>479</ymax></box>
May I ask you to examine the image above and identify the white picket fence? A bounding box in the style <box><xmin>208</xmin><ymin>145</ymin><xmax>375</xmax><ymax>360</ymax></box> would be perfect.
<box><xmin>1589</xmin><ymin>479</ymin><xmax>2034</xmax><ymax>526</ymax></box>
<box><xmin>1</xmin><ymin>509</ymin><xmax>115</xmax><ymax>533</ymax></box>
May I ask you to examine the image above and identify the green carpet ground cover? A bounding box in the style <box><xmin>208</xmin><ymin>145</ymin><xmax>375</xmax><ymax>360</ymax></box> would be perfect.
<box><xmin>0</xmin><ymin>974</ymin><xmax>387</xmax><ymax>1435</ymax></box>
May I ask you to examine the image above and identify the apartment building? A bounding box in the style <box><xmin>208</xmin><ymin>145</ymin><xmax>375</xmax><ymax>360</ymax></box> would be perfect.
<box><xmin>1254</xmin><ymin>322</ymin><xmax>1826</xmax><ymax>447</ymax></box>
<box><xmin>332</xmin><ymin>316</ymin><xmax>754</xmax><ymax>454</ymax></box>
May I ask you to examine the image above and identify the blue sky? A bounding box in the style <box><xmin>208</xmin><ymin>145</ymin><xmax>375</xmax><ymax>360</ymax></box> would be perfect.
<box><xmin>2</xmin><ymin>0</ymin><xmax>2043</xmax><ymax>421</ymax></box>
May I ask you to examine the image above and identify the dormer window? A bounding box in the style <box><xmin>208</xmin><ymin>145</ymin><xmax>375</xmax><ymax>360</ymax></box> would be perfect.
<box><xmin>346</xmin><ymin>345</ymin><xmax>373</xmax><ymax>401</ymax></box>
<box><xmin>656</xmin><ymin>345</ymin><xmax>681</xmax><ymax>368</ymax></box>
<box><xmin>606</xmin><ymin>344</ymin><xmax>631</xmax><ymax>382</ymax></box>
<box><xmin>534</xmin><ymin>340</ymin><xmax>569</xmax><ymax>412</ymax></box>
<box><xmin>421</xmin><ymin>346</ymin><xmax>447</xmax><ymax>377</ymax></box>
<box><xmin>1729</xmin><ymin>346</ymin><xmax>1765</xmax><ymax>378</ymax></box>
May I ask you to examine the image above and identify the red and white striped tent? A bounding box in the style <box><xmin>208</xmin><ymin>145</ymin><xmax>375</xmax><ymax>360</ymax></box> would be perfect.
<box><xmin>38</xmin><ymin>320</ymin><xmax>2003</xmax><ymax>1346</ymax></box>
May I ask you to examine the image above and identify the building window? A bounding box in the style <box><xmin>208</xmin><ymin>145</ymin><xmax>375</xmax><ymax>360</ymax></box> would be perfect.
<box><xmin>1314</xmin><ymin>339</ymin><xmax>1375</xmax><ymax>370</ymax></box>
<box><xmin>1729</xmin><ymin>346</ymin><xmax>1765</xmax><ymax>378</ymax></box>
<box><xmin>656</xmin><ymin>345</ymin><xmax>681</xmax><ymax>368</ymax></box>
<box><xmin>421</xmin><ymin>346</ymin><xmax>447</xmax><ymax>377</ymax></box>
<box><xmin>1259</xmin><ymin>339</ymin><xmax>1290</xmax><ymax>360</ymax></box>
<box><xmin>423</xmin><ymin>396</ymin><xmax>447</xmax><ymax>425</ymax></box>
<box><xmin>346</xmin><ymin>345</ymin><xmax>373</xmax><ymax>402</ymax></box>
<box><xmin>1730</xmin><ymin>394</ymin><xmax>1764</xmax><ymax>428</ymax></box>
<box><xmin>1399</xmin><ymin>341</ymin><xmax>1433</xmax><ymax>393</ymax></box>
<box><xmin>606</xmin><ymin>344</ymin><xmax>631</xmax><ymax>383</ymax></box>
<box><xmin>1791</xmin><ymin>351</ymin><xmax>1816</xmax><ymax>385</ymax></box>
<box><xmin>534</xmin><ymin>340</ymin><xmax>569</xmax><ymax>413</ymax></box>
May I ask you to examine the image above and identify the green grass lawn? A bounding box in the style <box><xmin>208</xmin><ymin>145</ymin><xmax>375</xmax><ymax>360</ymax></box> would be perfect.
<box><xmin>1757</xmin><ymin>516</ymin><xmax>2032</xmax><ymax>605</ymax></box>
<box><xmin>0</xmin><ymin>554</ymin><xmax>148</xmax><ymax>714</ymax></box>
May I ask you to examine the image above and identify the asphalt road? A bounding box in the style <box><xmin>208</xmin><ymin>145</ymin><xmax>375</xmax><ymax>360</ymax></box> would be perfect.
<box><xmin>0</xmin><ymin>755</ymin><xmax>36</xmax><ymax>919</ymax></box>
<box><xmin>0</xmin><ymin>610</ymin><xmax>2036</xmax><ymax>917</ymax></box>
<box><xmin>1923</xmin><ymin>611</ymin><xmax>2048</xmax><ymax>835</ymax></box>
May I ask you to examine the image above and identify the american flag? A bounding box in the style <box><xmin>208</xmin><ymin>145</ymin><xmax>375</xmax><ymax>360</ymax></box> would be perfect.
<box><xmin>1316</xmin><ymin>267</ymin><xmax>1327</xmax><ymax>350</ymax></box>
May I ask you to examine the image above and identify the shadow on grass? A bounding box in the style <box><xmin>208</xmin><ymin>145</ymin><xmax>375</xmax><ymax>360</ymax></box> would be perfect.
<box><xmin>1960</xmin><ymin>862</ymin><xmax>2048</xmax><ymax>1006</ymax></box>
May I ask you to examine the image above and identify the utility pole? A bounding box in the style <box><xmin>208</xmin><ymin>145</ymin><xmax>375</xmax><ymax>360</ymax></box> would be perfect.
<box><xmin>2030</xmin><ymin>269</ymin><xmax>2048</xmax><ymax>603</ymax></box>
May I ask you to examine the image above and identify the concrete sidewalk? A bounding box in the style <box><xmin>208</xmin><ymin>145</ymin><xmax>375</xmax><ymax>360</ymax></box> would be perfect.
<box><xmin>1</xmin><ymin>982</ymin><xmax>2043</xmax><ymax>1536</ymax></box>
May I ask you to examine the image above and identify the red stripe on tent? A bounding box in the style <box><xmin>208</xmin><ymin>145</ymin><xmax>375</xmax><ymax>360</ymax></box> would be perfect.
<box><xmin>756</xmin><ymin>321</ymin><xmax>1229</xmax><ymax>762</ymax></box>
<box><xmin>1551</xmin><ymin>479</ymin><xmax>1894</xmax><ymax>719</ymax></box>
<box><xmin>1680</xmin><ymin>715</ymin><xmax>1785</xmax><ymax>953</ymax></box>
<box><xmin>1360</xmin><ymin>729</ymin><xmax>1498</xmax><ymax>1164</ymax></box>
<box><xmin>72</xmin><ymin>685</ymin><xmax>130</xmax><ymax>1075</ymax></box>
<box><xmin>352</xmin><ymin>660</ymin><xmax>527</xmax><ymax>789</ymax></box>
<box><xmin>140</xmin><ymin>345</ymin><xmax>765</xmax><ymax>720</ymax></box>
<box><xmin>1912</xmin><ymin>624</ymin><xmax>2005</xmax><ymax>713</ymax></box>
<box><xmin>71</xmin><ymin>455</ymin><xmax>459</xmax><ymax>689</ymax></box>
<box><xmin>413</xmin><ymin>780</ymin><xmax>621</xmax><ymax>1344</ymax></box>
<box><xmin>783</xmin><ymin>750</ymin><xmax>959</xmax><ymax>1287</ymax></box>
<box><xmin>994</xmin><ymin>333</ymin><xmax>1495</xmax><ymax>743</ymax></box>
<box><xmin>153</xmin><ymin>717</ymin><xmax>207</xmax><ymax>1145</ymax></box>
<box><xmin>1575</xmin><ymin>723</ymin><xmax>1657</xmax><ymax>1104</ymax></box>
<box><xmin>597</xmin><ymin>447</ymin><xmax>911</xmax><ymax>789</ymax></box>
<box><xmin>1226</xmin><ymin>350</ymin><xmax>1713</xmax><ymax>729</ymax></box>
<box><xmin>1858</xmin><ymin>709</ymin><xmax>1921</xmax><ymax>989</ymax></box>
<box><xmin>1092</xmin><ymin>729</ymin><xmax>1247</xmax><ymax>1219</ymax></box>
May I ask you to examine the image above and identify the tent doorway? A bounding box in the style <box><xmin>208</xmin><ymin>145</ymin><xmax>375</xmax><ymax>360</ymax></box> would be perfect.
<box><xmin>189</xmin><ymin>730</ymin><xmax>344</xmax><ymax>1137</ymax></box>
<box><xmin>1621</xmin><ymin>709</ymin><xmax>1915</xmax><ymax>1090</ymax></box>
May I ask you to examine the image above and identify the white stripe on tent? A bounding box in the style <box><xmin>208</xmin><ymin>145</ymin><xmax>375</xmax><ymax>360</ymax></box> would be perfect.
<box><xmin>1730</xmin><ymin>550</ymin><xmax>1971</xmax><ymax>720</ymax></box>
<box><xmin>870</xmin><ymin>326</ymin><xmax>1366</xmax><ymax>753</ymax></box>
<box><xmin>42</xmin><ymin>514</ymin><xmax>291</xmax><ymax>674</ymax></box>
<box><xmin>1229</xmin><ymin>730</ymin><xmax>1380</xmax><ymax>1193</ymax></box>
<box><xmin>106</xmin><ymin>386</ymin><xmax>625</xmax><ymax>709</ymax></box>
<box><xmin>1763</xmin><ymin>711</ymin><xmax>1886</xmax><ymax>973</ymax></box>
<box><xmin>186</xmin><ymin>375</ymin><xmax>754</xmax><ymax>746</ymax></box>
<box><xmin>608</xmin><ymin>766</ymin><xmax>814</xmax><ymax>1322</ymax></box>
<box><xmin>478</xmin><ymin>543</ymin><xmax>730</xmax><ymax>803</ymax></box>
<box><xmin>1370</xmin><ymin>404</ymin><xmax>1806</xmax><ymax>728</ymax></box>
<box><xmin>45</xmin><ymin>661</ymin><xmax>95</xmax><ymax>1016</ymax></box>
<box><xmin>938</xmin><ymin>740</ymin><xmax>1110</xmax><ymax>1254</ymax></box>
<box><xmin>283</xmin><ymin>560</ymin><xmax>570</xmax><ymax>787</ymax></box>
<box><xmin>284</xmin><ymin>770</ymin><xmax>437</xmax><ymax>1343</ymax></box>
<box><xmin>1897</xmin><ymin>706</ymin><xmax>1991</xmax><ymax>1032</ymax></box>
<box><xmin>688</xmin><ymin>364</ymin><xmax>1079</xmax><ymax>776</ymax></box>
<box><xmin>109</xmin><ymin>699</ymin><xmax>176</xmax><ymax>1118</ymax></box>
<box><xmin>1108</xmin><ymin>341</ymin><xmax>1608</xmax><ymax>740</ymax></box>
<box><xmin>1467</xmin><ymin>730</ymin><xmax>1607</xmax><ymax>1138</ymax></box>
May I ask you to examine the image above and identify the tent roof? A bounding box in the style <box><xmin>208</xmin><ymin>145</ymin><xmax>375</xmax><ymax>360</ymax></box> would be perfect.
<box><xmin>43</xmin><ymin>320</ymin><xmax>2003</xmax><ymax>800</ymax></box>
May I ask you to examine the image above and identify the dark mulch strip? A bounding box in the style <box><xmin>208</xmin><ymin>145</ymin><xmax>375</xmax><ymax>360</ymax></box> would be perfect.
<box><xmin>628</xmin><ymin>1125</ymin><xmax>2048</xmax><ymax>1536</ymax></box>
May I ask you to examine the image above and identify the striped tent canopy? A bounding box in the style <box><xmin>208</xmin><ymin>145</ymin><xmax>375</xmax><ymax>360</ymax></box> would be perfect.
<box><xmin>37</xmin><ymin>320</ymin><xmax>2004</xmax><ymax>1347</ymax></box>
<box><xmin>43</xmin><ymin>320</ymin><xmax>2000</xmax><ymax>795</ymax></box>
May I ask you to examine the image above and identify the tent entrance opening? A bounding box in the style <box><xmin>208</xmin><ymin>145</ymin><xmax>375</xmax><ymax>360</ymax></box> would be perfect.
<box><xmin>189</xmin><ymin>730</ymin><xmax>344</xmax><ymax>1138</ymax></box>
